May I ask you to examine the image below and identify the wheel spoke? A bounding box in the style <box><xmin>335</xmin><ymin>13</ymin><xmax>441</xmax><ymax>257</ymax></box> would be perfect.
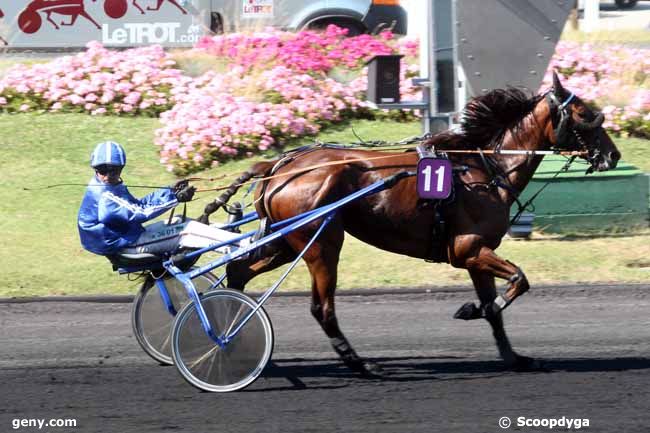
<box><xmin>132</xmin><ymin>272</ymin><xmax>217</xmax><ymax>365</ymax></box>
<box><xmin>187</xmin><ymin>345</ymin><xmax>220</xmax><ymax>370</ymax></box>
<box><xmin>171</xmin><ymin>290</ymin><xmax>273</xmax><ymax>392</ymax></box>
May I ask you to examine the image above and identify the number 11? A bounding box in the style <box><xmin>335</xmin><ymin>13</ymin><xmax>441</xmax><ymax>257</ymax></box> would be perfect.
<box><xmin>422</xmin><ymin>165</ymin><xmax>446</xmax><ymax>192</ymax></box>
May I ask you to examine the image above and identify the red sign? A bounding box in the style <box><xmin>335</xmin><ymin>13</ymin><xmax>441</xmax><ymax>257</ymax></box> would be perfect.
<box><xmin>18</xmin><ymin>0</ymin><xmax>101</xmax><ymax>33</ymax></box>
<box><xmin>15</xmin><ymin>0</ymin><xmax>188</xmax><ymax>35</ymax></box>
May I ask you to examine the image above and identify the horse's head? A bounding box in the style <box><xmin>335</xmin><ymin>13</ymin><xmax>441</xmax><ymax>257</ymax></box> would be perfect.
<box><xmin>546</xmin><ymin>71</ymin><xmax>620</xmax><ymax>173</ymax></box>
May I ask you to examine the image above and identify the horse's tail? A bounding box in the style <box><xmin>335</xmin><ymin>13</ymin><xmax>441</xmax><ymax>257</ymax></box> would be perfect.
<box><xmin>198</xmin><ymin>160</ymin><xmax>277</xmax><ymax>224</ymax></box>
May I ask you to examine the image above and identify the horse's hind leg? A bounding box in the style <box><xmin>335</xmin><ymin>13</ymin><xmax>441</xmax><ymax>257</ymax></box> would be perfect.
<box><xmin>225</xmin><ymin>239</ymin><xmax>297</xmax><ymax>291</ymax></box>
<box><xmin>132</xmin><ymin>0</ymin><xmax>146</xmax><ymax>14</ymax></box>
<box><xmin>286</xmin><ymin>222</ymin><xmax>382</xmax><ymax>377</ymax></box>
<box><xmin>45</xmin><ymin>12</ymin><xmax>60</xmax><ymax>29</ymax></box>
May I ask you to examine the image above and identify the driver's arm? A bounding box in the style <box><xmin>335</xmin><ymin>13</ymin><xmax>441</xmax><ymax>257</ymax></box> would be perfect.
<box><xmin>98</xmin><ymin>189</ymin><xmax>177</xmax><ymax>226</ymax></box>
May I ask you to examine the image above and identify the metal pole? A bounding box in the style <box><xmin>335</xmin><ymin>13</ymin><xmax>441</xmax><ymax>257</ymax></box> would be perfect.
<box><xmin>582</xmin><ymin>0</ymin><xmax>600</xmax><ymax>32</ymax></box>
<box><xmin>419</xmin><ymin>0</ymin><xmax>433</xmax><ymax>134</ymax></box>
<box><xmin>428</xmin><ymin>0</ymin><xmax>438</xmax><ymax>132</ymax></box>
<box><xmin>429</xmin><ymin>0</ymin><xmax>459</xmax><ymax>133</ymax></box>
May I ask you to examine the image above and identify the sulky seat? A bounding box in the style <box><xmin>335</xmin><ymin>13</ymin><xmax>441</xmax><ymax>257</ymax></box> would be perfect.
<box><xmin>107</xmin><ymin>252</ymin><xmax>165</xmax><ymax>273</ymax></box>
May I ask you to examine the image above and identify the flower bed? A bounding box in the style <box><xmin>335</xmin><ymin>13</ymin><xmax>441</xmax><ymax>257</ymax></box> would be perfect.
<box><xmin>155</xmin><ymin>65</ymin><xmax>365</xmax><ymax>173</ymax></box>
<box><xmin>0</xmin><ymin>41</ymin><xmax>188</xmax><ymax>116</ymax></box>
<box><xmin>543</xmin><ymin>41</ymin><xmax>650</xmax><ymax>138</ymax></box>
<box><xmin>157</xmin><ymin>26</ymin><xmax>420</xmax><ymax>174</ymax></box>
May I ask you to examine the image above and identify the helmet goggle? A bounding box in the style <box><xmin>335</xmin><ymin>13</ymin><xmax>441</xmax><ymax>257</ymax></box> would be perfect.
<box><xmin>94</xmin><ymin>165</ymin><xmax>123</xmax><ymax>176</ymax></box>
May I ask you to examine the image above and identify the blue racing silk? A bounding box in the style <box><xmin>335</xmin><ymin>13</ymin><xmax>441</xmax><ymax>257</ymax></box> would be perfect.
<box><xmin>78</xmin><ymin>176</ymin><xmax>178</xmax><ymax>255</ymax></box>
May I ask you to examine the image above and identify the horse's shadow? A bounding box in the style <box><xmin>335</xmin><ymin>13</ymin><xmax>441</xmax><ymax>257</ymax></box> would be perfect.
<box><xmin>249</xmin><ymin>356</ymin><xmax>650</xmax><ymax>392</ymax></box>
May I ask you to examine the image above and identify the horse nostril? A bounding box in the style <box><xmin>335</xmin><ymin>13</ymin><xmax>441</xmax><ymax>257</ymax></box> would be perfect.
<box><xmin>609</xmin><ymin>151</ymin><xmax>621</xmax><ymax>168</ymax></box>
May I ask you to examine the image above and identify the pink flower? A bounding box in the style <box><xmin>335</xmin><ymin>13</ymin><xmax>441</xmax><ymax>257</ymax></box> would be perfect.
<box><xmin>124</xmin><ymin>92</ymin><xmax>141</xmax><ymax>105</ymax></box>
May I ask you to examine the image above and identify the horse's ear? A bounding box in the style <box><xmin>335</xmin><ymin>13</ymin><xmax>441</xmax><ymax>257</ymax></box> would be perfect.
<box><xmin>552</xmin><ymin>71</ymin><xmax>566</xmax><ymax>98</ymax></box>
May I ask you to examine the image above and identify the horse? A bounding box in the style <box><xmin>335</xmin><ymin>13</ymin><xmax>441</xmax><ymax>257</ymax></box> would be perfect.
<box><xmin>199</xmin><ymin>72</ymin><xmax>621</xmax><ymax>375</ymax></box>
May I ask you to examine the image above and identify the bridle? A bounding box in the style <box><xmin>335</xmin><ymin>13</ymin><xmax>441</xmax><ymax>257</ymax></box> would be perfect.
<box><xmin>545</xmin><ymin>90</ymin><xmax>606</xmax><ymax>173</ymax></box>
<box><xmin>474</xmin><ymin>90</ymin><xmax>608</xmax><ymax>226</ymax></box>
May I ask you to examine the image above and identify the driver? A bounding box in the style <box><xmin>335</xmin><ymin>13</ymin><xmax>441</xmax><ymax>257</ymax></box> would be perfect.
<box><xmin>78</xmin><ymin>141</ymin><xmax>242</xmax><ymax>257</ymax></box>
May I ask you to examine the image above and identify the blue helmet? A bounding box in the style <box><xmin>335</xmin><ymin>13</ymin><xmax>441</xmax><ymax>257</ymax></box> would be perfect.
<box><xmin>90</xmin><ymin>141</ymin><xmax>126</xmax><ymax>168</ymax></box>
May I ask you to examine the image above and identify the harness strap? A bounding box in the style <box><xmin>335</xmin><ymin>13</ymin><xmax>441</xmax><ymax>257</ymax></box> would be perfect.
<box><xmin>508</xmin><ymin>155</ymin><xmax>576</xmax><ymax>226</ymax></box>
<box><xmin>559</xmin><ymin>92</ymin><xmax>576</xmax><ymax>110</ymax></box>
<box><xmin>477</xmin><ymin>148</ymin><xmax>496</xmax><ymax>179</ymax></box>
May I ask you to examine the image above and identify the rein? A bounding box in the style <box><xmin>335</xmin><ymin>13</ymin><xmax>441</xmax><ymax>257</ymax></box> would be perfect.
<box><xmin>191</xmin><ymin>148</ymin><xmax>586</xmax><ymax>194</ymax></box>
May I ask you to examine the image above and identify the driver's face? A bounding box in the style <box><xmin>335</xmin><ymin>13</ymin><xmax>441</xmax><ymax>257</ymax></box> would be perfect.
<box><xmin>95</xmin><ymin>165</ymin><xmax>122</xmax><ymax>185</ymax></box>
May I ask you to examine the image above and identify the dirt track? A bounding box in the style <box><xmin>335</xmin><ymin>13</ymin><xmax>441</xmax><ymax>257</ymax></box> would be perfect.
<box><xmin>1</xmin><ymin>284</ymin><xmax>650</xmax><ymax>433</ymax></box>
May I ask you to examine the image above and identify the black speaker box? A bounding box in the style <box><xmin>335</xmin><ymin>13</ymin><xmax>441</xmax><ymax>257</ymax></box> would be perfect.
<box><xmin>366</xmin><ymin>55</ymin><xmax>403</xmax><ymax>104</ymax></box>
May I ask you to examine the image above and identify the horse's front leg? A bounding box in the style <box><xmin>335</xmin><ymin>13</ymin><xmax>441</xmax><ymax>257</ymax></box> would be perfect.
<box><xmin>450</xmin><ymin>242</ymin><xmax>542</xmax><ymax>370</ymax></box>
<box><xmin>453</xmin><ymin>245</ymin><xmax>529</xmax><ymax>320</ymax></box>
<box><xmin>463</xmin><ymin>269</ymin><xmax>540</xmax><ymax>370</ymax></box>
<box><xmin>132</xmin><ymin>0</ymin><xmax>146</xmax><ymax>14</ymax></box>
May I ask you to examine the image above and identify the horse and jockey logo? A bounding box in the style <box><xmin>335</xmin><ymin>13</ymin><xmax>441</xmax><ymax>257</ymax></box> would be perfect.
<box><xmin>18</xmin><ymin>0</ymin><xmax>101</xmax><ymax>33</ymax></box>
<box><xmin>16</xmin><ymin>0</ymin><xmax>188</xmax><ymax>34</ymax></box>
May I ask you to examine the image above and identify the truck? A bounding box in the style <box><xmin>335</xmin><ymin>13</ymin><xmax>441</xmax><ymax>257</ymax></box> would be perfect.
<box><xmin>0</xmin><ymin>0</ymin><xmax>407</xmax><ymax>49</ymax></box>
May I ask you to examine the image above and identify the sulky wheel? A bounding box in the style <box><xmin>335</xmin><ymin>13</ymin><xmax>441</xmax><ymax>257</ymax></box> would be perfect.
<box><xmin>131</xmin><ymin>271</ymin><xmax>219</xmax><ymax>365</ymax></box>
<box><xmin>18</xmin><ymin>10</ymin><xmax>41</xmax><ymax>34</ymax></box>
<box><xmin>171</xmin><ymin>289</ymin><xmax>274</xmax><ymax>392</ymax></box>
<box><xmin>104</xmin><ymin>0</ymin><xmax>128</xmax><ymax>19</ymax></box>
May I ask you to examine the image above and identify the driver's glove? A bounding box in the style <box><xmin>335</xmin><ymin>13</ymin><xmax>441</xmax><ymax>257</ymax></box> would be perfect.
<box><xmin>171</xmin><ymin>179</ymin><xmax>189</xmax><ymax>194</ymax></box>
<box><xmin>175</xmin><ymin>185</ymin><xmax>196</xmax><ymax>203</ymax></box>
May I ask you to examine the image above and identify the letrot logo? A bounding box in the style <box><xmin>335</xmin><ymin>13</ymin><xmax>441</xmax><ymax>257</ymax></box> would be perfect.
<box><xmin>102</xmin><ymin>22</ymin><xmax>183</xmax><ymax>44</ymax></box>
<box><xmin>243</xmin><ymin>0</ymin><xmax>273</xmax><ymax>17</ymax></box>
<box><xmin>17</xmin><ymin>0</ymin><xmax>101</xmax><ymax>34</ymax></box>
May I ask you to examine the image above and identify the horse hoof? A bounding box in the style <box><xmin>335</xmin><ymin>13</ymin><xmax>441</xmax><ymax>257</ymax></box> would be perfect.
<box><xmin>344</xmin><ymin>359</ymin><xmax>383</xmax><ymax>378</ymax></box>
<box><xmin>509</xmin><ymin>355</ymin><xmax>547</xmax><ymax>372</ymax></box>
<box><xmin>360</xmin><ymin>361</ymin><xmax>384</xmax><ymax>378</ymax></box>
<box><xmin>453</xmin><ymin>302</ymin><xmax>483</xmax><ymax>320</ymax></box>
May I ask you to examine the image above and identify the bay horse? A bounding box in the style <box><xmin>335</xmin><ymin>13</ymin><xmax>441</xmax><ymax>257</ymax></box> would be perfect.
<box><xmin>200</xmin><ymin>72</ymin><xmax>621</xmax><ymax>375</ymax></box>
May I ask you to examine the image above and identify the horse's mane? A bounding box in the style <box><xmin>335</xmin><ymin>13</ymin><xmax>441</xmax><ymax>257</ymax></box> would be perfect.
<box><xmin>427</xmin><ymin>87</ymin><xmax>544</xmax><ymax>150</ymax></box>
